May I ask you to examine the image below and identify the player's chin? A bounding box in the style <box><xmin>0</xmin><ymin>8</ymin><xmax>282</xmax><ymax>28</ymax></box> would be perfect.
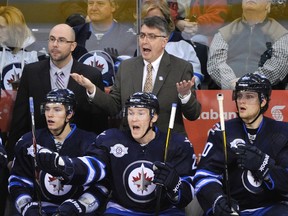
<box><xmin>48</xmin><ymin>127</ymin><xmax>60</xmax><ymax>134</ymax></box>
<box><xmin>130</xmin><ymin>131</ymin><xmax>143</xmax><ymax>140</ymax></box>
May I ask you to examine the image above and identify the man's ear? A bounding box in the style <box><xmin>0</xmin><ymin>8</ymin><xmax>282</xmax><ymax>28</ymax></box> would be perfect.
<box><xmin>151</xmin><ymin>113</ymin><xmax>158</xmax><ymax>123</ymax></box>
<box><xmin>66</xmin><ymin>111</ymin><xmax>74</xmax><ymax>122</ymax></box>
<box><xmin>70</xmin><ymin>41</ymin><xmax>77</xmax><ymax>52</ymax></box>
<box><xmin>261</xmin><ymin>98</ymin><xmax>267</xmax><ymax>108</ymax></box>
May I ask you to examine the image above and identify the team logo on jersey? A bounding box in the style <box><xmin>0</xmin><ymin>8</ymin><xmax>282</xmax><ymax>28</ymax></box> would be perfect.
<box><xmin>78</xmin><ymin>50</ymin><xmax>115</xmax><ymax>87</ymax></box>
<box><xmin>229</xmin><ymin>139</ymin><xmax>246</xmax><ymax>149</ymax></box>
<box><xmin>123</xmin><ymin>160</ymin><xmax>156</xmax><ymax>203</ymax></box>
<box><xmin>241</xmin><ymin>170</ymin><xmax>263</xmax><ymax>194</ymax></box>
<box><xmin>110</xmin><ymin>144</ymin><xmax>128</xmax><ymax>158</ymax></box>
<box><xmin>1</xmin><ymin>63</ymin><xmax>22</xmax><ymax>90</ymax></box>
<box><xmin>40</xmin><ymin>171</ymin><xmax>78</xmax><ymax>202</ymax></box>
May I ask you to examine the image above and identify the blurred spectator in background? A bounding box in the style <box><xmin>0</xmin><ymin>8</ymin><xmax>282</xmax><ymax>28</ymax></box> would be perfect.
<box><xmin>142</xmin><ymin>0</ymin><xmax>203</xmax><ymax>89</ymax></box>
<box><xmin>165</xmin><ymin>0</ymin><xmax>229</xmax><ymax>88</ymax></box>
<box><xmin>60</xmin><ymin>0</ymin><xmax>87</xmax><ymax>22</ymax></box>
<box><xmin>65</xmin><ymin>13</ymin><xmax>86</xmax><ymax>27</ymax></box>
<box><xmin>207</xmin><ymin>0</ymin><xmax>288</xmax><ymax>89</ymax></box>
<box><xmin>61</xmin><ymin>0</ymin><xmax>136</xmax><ymax>24</ymax></box>
<box><xmin>72</xmin><ymin>0</ymin><xmax>137</xmax><ymax>60</ymax></box>
<box><xmin>270</xmin><ymin>0</ymin><xmax>288</xmax><ymax>29</ymax></box>
<box><xmin>189</xmin><ymin>0</ymin><xmax>228</xmax><ymax>44</ymax></box>
<box><xmin>0</xmin><ymin>6</ymin><xmax>39</xmax><ymax>90</ymax></box>
<box><xmin>172</xmin><ymin>0</ymin><xmax>229</xmax><ymax>46</ymax></box>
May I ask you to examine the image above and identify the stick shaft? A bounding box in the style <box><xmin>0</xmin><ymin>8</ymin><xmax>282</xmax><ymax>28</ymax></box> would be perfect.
<box><xmin>217</xmin><ymin>94</ymin><xmax>232</xmax><ymax>207</ymax></box>
<box><xmin>155</xmin><ymin>103</ymin><xmax>177</xmax><ymax>216</ymax></box>
<box><xmin>29</xmin><ymin>97</ymin><xmax>43</xmax><ymax>214</ymax></box>
<box><xmin>29</xmin><ymin>97</ymin><xmax>37</xmax><ymax>153</ymax></box>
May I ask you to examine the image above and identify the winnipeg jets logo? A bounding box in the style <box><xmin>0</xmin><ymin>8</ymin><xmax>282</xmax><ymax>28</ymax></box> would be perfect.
<box><xmin>48</xmin><ymin>176</ymin><xmax>64</xmax><ymax>193</ymax></box>
<box><xmin>110</xmin><ymin>144</ymin><xmax>128</xmax><ymax>158</ymax></box>
<box><xmin>78</xmin><ymin>51</ymin><xmax>115</xmax><ymax>86</ymax></box>
<box><xmin>124</xmin><ymin>160</ymin><xmax>156</xmax><ymax>203</ymax></box>
<box><xmin>79</xmin><ymin>52</ymin><xmax>109</xmax><ymax>75</ymax></box>
<box><xmin>132</xmin><ymin>164</ymin><xmax>153</xmax><ymax>194</ymax></box>
<box><xmin>2</xmin><ymin>63</ymin><xmax>22</xmax><ymax>90</ymax></box>
<box><xmin>242</xmin><ymin>170</ymin><xmax>263</xmax><ymax>194</ymax></box>
<box><xmin>43</xmin><ymin>173</ymin><xmax>72</xmax><ymax>196</ymax></box>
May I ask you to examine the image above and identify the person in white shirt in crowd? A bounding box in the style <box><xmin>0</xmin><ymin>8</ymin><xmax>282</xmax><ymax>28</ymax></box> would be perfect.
<box><xmin>0</xmin><ymin>6</ymin><xmax>39</xmax><ymax>90</ymax></box>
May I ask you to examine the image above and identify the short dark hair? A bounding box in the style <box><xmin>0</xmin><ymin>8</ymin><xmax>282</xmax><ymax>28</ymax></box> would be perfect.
<box><xmin>141</xmin><ymin>16</ymin><xmax>169</xmax><ymax>36</ymax></box>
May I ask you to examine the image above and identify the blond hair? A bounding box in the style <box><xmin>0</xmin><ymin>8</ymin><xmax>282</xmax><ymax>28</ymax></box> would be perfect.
<box><xmin>0</xmin><ymin>6</ymin><xmax>33</xmax><ymax>53</ymax></box>
<box><xmin>141</xmin><ymin>0</ymin><xmax>175</xmax><ymax>34</ymax></box>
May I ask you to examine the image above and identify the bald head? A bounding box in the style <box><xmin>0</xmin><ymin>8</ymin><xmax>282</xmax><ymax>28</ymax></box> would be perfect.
<box><xmin>48</xmin><ymin>23</ymin><xmax>77</xmax><ymax>68</ymax></box>
<box><xmin>49</xmin><ymin>23</ymin><xmax>75</xmax><ymax>42</ymax></box>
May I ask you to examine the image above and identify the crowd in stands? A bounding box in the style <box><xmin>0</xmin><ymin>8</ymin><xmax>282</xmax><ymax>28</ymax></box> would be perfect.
<box><xmin>0</xmin><ymin>0</ymin><xmax>288</xmax><ymax>215</ymax></box>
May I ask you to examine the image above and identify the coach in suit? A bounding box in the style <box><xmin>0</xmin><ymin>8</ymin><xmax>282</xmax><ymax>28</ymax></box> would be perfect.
<box><xmin>6</xmin><ymin>24</ymin><xmax>108</xmax><ymax>163</ymax></box>
<box><xmin>71</xmin><ymin>16</ymin><xmax>201</xmax><ymax>134</ymax></box>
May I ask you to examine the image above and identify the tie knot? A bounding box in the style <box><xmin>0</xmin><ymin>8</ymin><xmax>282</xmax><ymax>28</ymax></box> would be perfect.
<box><xmin>56</xmin><ymin>71</ymin><xmax>63</xmax><ymax>76</ymax></box>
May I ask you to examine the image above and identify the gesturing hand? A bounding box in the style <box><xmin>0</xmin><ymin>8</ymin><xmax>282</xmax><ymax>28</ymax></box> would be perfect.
<box><xmin>36</xmin><ymin>148</ymin><xmax>74</xmax><ymax>182</ymax></box>
<box><xmin>70</xmin><ymin>73</ymin><xmax>95</xmax><ymax>94</ymax></box>
<box><xmin>176</xmin><ymin>77</ymin><xmax>195</xmax><ymax>98</ymax></box>
<box><xmin>153</xmin><ymin>161</ymin><xmax>181</xmax><ymax>200</ymax></box>
<box><xmin>234</xmin><ymin>144</ymin><xmax>274</xmax><ymax>180</ymax></box>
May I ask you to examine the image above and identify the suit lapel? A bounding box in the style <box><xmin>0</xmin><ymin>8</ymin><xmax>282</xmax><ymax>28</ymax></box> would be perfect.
<box><xmin>153</xmin><ymin>52</ymin><xmax>170</xmax><ymax>95</ymax></box>
<box><xmin>39</xmin><ymin>59</ymin><xmax>52</xmax><ymax>92</ymax></box>
<box><xmin>68</xmin><ymin>60</ymin><xmax>82</xmax><ymax>92</ymax></box>
<box><xmin>133</xmin><ymin>57</ymin><xmax>145</xmax><ymax>92</ymax></box>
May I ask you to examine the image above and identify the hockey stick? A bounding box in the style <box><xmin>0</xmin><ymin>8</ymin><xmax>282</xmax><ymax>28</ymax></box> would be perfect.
<box><xmin>164</xmin><ymin>103</ymin><xmax>177</xmax><ymax>161</ymax></box>
<box><xmin>155</xmin><ymin>103</ymin><xmax>177</xmax><ymax>216</ymax></box>
<box><xmin>217</xmin><ymin>94</ymin><xmax>238</xmax><ymax>216</ymax></box>
<box><xmin>29</xmin><ymin>97</ymin><xmax>43</xmax><ymax>215</ymax></box>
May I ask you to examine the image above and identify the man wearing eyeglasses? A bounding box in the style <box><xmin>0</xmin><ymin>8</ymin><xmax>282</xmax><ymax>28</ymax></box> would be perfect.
<box><xmin>6</xmin><ymin>23</ymin><xmax>109</xmax><ymax>170</ymax></box>
<box><xmin>71</xmin><ymin>16</ymin><xmax>201</xmax><ymax>136</ymax></box>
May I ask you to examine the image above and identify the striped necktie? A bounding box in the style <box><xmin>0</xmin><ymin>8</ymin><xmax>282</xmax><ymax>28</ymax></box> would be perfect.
<box><xmin>144</xmin><ymin>63</ymin><xmax>153</xmax><ymax>92</ymax></box>
<box><xmin>56</xmin><ymin>71</ymin><xmax>65</xmax><ymax>89</ymax></box>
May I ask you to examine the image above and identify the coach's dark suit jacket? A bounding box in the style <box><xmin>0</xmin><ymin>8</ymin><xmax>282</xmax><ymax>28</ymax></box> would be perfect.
<box><xmin>6</xmin><ymin>59</ymin><xmax>108</xmax><ymax>161</ymax></box>
<box><xmin>92</xmin><ymin>51</ymin><xmax>201</xmax><ymax>134</ymax></box>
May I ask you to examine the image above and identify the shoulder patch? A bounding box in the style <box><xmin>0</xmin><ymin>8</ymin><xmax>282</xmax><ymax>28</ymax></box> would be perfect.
<box><xmin>110</xmin><ymin>144</ymin><xmax>128</xmax><ymax>158</ymax></box>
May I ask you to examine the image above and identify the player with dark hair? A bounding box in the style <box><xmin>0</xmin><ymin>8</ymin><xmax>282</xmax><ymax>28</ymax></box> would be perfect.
<box><xmin>193</xmin><ymin>73</ymin><xmax>288</xmax><ymax>215</ymax></box>
<box><xmin>36</xmin><ymin>91</ymin><xmax>197</xmax><ymax>215</ymax></box>
<box><xmin>8</xmin><ymin>89</ymin><xmax>108</xmax><ymax>216</ymax></box>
